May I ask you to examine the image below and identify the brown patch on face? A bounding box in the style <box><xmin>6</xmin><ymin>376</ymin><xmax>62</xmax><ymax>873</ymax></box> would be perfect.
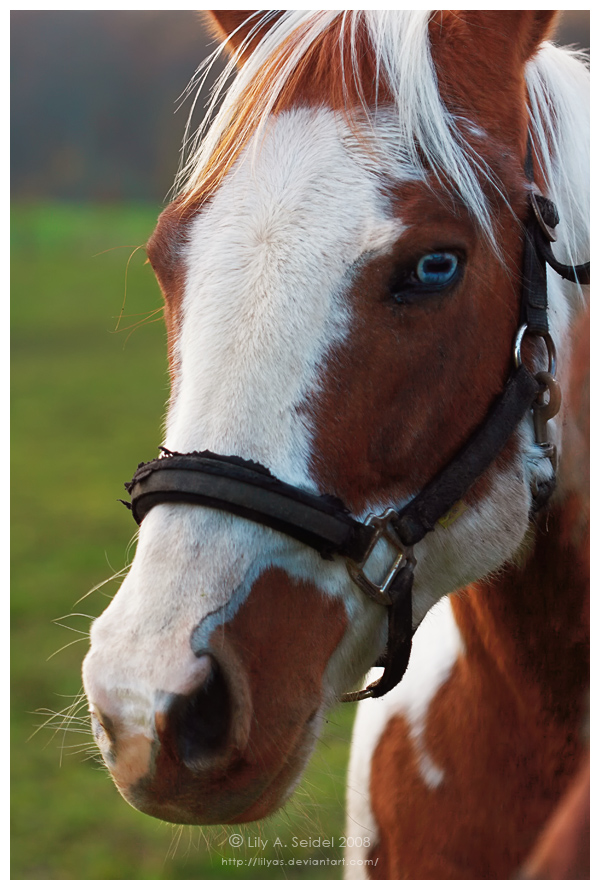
<box><xmin>120</xmin><ymin>569</ymin><xmax>348</xmax><ymax>824</ymax></box>
<box><xmin>307</xmin><ymin>167</ymin><xmax>526</xmax><ymax>515</ymax></box>
<box><xmin>301</xmin><ymin>11</ymin><xmax>562</xmax><ymax>516</ymax></box>
<box><xmin>286</xmin><ymin>13</ymin><xmax>563</xmax><ymax>519</ymax></box>
<box><xmin>211</xmin><ymin>567</ymin><xmax>349</xmax><ymax>820</ymax></box>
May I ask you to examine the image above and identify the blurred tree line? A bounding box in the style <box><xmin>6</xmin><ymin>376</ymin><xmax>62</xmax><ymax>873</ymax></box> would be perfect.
<box><xmin>11</xmin><ymin>10</ymin><xmax>589</xmax><ymax>204</ymax></box>
<box><xmin>11</xmin><ymin>10</ymin><xmax>218</xmax><ymax>202</ymax></box>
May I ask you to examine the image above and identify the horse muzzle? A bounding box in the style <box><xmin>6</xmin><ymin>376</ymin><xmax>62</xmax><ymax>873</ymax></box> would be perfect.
<box><xmin>83</xmin><ymin>567</ymin><xmax>349</xmax><ymax>824</ymax></box>
<box><xmin>86</xmin><ymin>657</ymin><xmax>293</xmax><ymax>823</ymax></box>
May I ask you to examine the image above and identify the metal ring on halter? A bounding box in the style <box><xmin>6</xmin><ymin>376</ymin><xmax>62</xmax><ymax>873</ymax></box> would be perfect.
<box><xmin>513</xmin><ymin>324</ymin><xmax>557</xmax><ymax>377</ymax></box>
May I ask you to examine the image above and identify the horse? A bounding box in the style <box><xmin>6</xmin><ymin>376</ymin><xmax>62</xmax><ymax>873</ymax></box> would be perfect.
<box><xmin>81</xmin><ymin>11</ymin><xmax>589</xmax><ymax>879</ymax></box>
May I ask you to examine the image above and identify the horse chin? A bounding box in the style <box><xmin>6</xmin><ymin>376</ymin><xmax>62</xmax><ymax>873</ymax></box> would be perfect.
<box><xmin>101</xmin><ymin>706</ymin><xmax>320</xmax><ymax>826</ymax></box>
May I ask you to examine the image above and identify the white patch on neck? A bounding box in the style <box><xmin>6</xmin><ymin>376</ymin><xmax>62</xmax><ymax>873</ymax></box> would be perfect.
<box><xmin>345</xmin><ymin>596</ymin><xmax>463</xmax><ymax>879</ymax></box>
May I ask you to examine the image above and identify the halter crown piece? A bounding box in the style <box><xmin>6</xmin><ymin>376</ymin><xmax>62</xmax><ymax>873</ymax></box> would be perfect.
<box><xmin>123</xmin><ymin>144</ymin><xmax>589</xmax><ymax>702</ymax></box>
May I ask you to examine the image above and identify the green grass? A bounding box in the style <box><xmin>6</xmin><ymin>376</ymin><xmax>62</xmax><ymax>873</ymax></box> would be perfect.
<box><xmin>11</xmin><ymin>203</ymin><xmax>358</xmax><ymax>879</ymax></box>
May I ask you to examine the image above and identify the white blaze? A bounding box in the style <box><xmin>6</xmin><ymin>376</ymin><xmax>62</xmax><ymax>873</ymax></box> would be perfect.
<box><xmin>167</xmin><ymin>106</ymin><xmax>404</xmax><ymax>480</ymax></box>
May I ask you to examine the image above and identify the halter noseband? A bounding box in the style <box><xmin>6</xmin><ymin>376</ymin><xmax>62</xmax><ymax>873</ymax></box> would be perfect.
<box><xmin>123</xmin><ymin>153</ymin><xmax>589</xmax><ymax>703</ymax></box>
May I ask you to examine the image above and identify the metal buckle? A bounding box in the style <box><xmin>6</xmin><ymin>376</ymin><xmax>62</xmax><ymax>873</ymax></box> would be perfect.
<box><xmin>513</xmin><ymin>325</ymin><xmax>562</xmax><ymax>472</ymax></box>
<box><xmin>532</xmin><ymin>370</ymin><xmax>562</xmax><ymax>470</ymax></box>
<box><xmin>346</xmin><ymin>509</ymin><xmax>414</xmax><ymax>606</ymax></box>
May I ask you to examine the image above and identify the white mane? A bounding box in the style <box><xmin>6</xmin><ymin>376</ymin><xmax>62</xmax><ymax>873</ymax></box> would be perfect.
<box><xmin>178</xmin><ymin>11</ymin><xmax>589</xmax><ymax>270</ymax></box>
<box><xmin>526</xmin><ymin>41</ymin><xmax>590</xmax><ymax>270</ymax></box>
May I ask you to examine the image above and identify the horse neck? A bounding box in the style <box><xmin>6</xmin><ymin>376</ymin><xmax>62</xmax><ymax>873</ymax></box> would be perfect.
<box><xmin>452</xmin><ymin>307</ymin><xmax>589</xmax><ymax>726</ymax></box>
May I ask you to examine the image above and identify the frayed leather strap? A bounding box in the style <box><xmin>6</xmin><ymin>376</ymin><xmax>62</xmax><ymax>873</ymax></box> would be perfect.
<box><xmin>125</xmin><ymin>450</ymin><xmax>376</xmax><ymax>562</ymax></box>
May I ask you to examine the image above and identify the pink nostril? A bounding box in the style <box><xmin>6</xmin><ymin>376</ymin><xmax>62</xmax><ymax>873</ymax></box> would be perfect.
<box><xmin>163</xmin><ymin>653</ymin><xmax>232</xmax><ymax>769</ymax></box>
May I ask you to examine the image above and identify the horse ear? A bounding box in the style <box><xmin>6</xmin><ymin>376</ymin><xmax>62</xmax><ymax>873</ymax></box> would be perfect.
<box><xmin>519</xmin><ymin>11</ymin><xmax>560</xmax><ymax>60</ymax></box>
<box><xmin>440</xmin><ymin>11</ymin><xmax>559</xmax><ymax>66</ymax></box>
<box><xmin>486</xmin><ymin>10</ymin><xmax>559</xmax><ymax>63</ymax></box>
<box><xmin>430</xmin><ymin>11</ymin><xmax>560</xmax><ymax>143</ymax></box>
<box><xmin>203</xmin><ymin>11</ymin><xmax>284</xmax><ymax>64</ymax></box>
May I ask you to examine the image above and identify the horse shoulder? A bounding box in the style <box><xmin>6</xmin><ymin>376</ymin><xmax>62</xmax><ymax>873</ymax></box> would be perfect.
<box><xmin>345</xmin><ymin>596</ymin><xmax>463</xmax><ymax>879</ymax></box>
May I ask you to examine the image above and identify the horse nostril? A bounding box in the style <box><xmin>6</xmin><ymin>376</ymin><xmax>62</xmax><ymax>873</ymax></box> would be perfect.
<box><xmin>167</xmin><ymin>654</ymin><xmax>231</xmax><ymax>769</ymax></box>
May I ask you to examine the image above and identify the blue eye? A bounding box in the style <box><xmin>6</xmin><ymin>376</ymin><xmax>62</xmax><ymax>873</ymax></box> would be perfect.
<box><xmin>388</xmin><ymin>250</ymin><xmax>462</xmax><ymax>304</ymax></box>
<box><xmin>415</xmin><ymin>252</ymin><xmax>459</xmax><ymax>287</ymax></box>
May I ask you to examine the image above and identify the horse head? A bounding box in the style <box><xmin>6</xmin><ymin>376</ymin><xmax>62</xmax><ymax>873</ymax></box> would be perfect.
<box><xmin>82</xmin><ymin>11</ymin><xmax>588</xmax><ymax>825</ymax></box>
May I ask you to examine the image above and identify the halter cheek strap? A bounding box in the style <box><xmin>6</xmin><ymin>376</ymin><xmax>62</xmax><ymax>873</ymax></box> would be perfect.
<box><xmin>122</xmin><ymin>177</ymin><xmax>589</xmax><ymax>703</ymax></box>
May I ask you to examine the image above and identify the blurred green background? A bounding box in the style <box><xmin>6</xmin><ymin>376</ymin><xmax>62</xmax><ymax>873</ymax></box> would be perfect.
<box><xmin>11</xmin><ymin>10</ymin><xmax>589</xmax><ymax>881</ymax></box>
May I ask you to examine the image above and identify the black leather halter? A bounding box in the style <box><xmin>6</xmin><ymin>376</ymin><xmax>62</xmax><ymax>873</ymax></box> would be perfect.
<box><xmin>123</xmin><ymin>157</ymin><xmax>589</xmax><ymax>702</ymax></box>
